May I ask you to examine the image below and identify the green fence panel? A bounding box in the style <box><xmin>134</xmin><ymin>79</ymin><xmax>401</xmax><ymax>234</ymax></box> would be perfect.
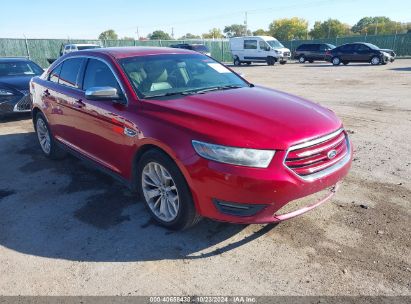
<box><xmin>1</xmin><ymin>34</ymin><xmax>409</xmax><ymax>68</ymax></box>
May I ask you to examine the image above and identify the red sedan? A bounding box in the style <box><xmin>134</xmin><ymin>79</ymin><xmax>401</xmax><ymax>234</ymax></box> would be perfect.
<box><xmin>30</xmin><ymin>47</ymin><xmax>352</xmax><ymax>230</ymax></box>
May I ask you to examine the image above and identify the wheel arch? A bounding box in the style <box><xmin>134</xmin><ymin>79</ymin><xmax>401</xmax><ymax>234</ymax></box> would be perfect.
<box><xmin>130</xmin><ymin>141</ymin><xmax>199</xmax><ymax>210</ymax></box>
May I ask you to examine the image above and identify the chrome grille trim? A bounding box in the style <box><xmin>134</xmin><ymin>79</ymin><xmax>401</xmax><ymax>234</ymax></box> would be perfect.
<box><xmin>13</xmin><ymin>95</ymin><xmax>31</xmax><ymax>112</ymax></box>
<box><xmin>283</xmin><ymin>128</ymin><xmax>351</xmax><ymax>182</ymax></box>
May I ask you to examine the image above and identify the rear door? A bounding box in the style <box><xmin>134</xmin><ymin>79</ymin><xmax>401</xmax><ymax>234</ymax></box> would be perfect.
<box><xmin>338</xmin><ymin>44</ymin><xmax>354</xmax><ymax>61</ymax></box>
<box><xmin>51</xmin><ymin>57</ymin><xmax>87</xmax><ymax>146</ymax></box>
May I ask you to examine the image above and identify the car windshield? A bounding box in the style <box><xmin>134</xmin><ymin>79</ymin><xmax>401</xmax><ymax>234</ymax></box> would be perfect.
<box><xmin>327</xmin><ymin>44</ymin><xmax>336</xmax><ymax>49</ymax></box>
<box><xmin>266</xmin><ymin>39</ymin><xmax>284</xmax><ymax>49</ymax></box>
<box><xmin>192</xmin><ymin>45</ymin><xmax>209</xmax><ymax>52</ymax></box>
<box><xmin>120</xmin><ymin>54</ymin><xmax>248</xmax><ymax>98</ymax></box>
<box><xmin>77</xmin><ymin>45</ymin><xmax>101</xmax><ymax>50</ymax></box>
<box><xmin>364</xmin><ymin>43</ymin><xmax>380</xmax><ymax>50</ymax></box>
<box><xmin>0</xmin><ymin>61</ymin><xmax>43</xmax><ymax>77</ymax></box>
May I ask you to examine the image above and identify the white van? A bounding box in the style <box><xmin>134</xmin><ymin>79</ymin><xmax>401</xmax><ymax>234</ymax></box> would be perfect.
<box><xmin>60</xmin><ymin>44</ymin><xmax>102</xmax><ymax>56</ymax></box>
<box><xmin>229</xmin><ymin>36</ymin><xmax>291</xmax><ymax>66</ymax></box>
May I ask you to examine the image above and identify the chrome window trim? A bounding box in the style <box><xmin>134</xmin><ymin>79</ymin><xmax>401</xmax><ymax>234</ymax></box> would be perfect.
<box><xmin>45</xmin><ymin>55</ymin><xmax>129</xmax><ymax>105</ymax></box>
<box><xmin>283</xmin><ymin>128</ymin><xmax>351</xmax><ymax>182</ymax></box>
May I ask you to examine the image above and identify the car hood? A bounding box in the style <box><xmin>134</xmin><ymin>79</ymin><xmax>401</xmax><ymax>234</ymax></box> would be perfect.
<box><xmin>274</xmin><ymin>47</ymin><xmax>291</xmax><ymax>53</ymax></box>
<box><xmin>142</xmin><ymin>86</ymin><xmax>342</xmax><ymax>150</ymax></box>
<box><xmin>0</xmin><ymin>75</ymin><xmax>34</xmax><ymax>91</ymax></box>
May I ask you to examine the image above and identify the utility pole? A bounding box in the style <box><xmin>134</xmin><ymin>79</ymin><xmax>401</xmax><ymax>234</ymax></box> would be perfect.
<box><xmin>375</xmin><ymin>20</ymin><xmax>378</xmax><ymax>35</ymax></box>
<box><xmin>135</xmin><ymin>26</ymin><xmax>140</xmax><ymax>40</ymax></box>
<box><xmin>171</xmin><ymin>27</ymin><xmax>174</xmax><ymax>39</ymax></box>
<box><xmin>244</xmin><ymin>11</ymin><xmax>248</xmax><ymax>36</ymax></box>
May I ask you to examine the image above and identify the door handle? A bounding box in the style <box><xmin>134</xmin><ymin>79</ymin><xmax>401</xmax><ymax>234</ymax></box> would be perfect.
<box><xmin>42</xmin><ymin>89</ymin><xmax>50</xmax><ymax>97</ymax></box>
<box><xmin>73</xmin><ymin>99</ymin><xmax>85</xmax><ymax>108</ymax></box>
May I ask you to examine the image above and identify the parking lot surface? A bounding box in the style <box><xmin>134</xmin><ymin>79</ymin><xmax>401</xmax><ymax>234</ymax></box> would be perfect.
<box><xmin>0</xmin><ymin>60</ymin><xmax>410</xmax><ymax>296</ymax></box>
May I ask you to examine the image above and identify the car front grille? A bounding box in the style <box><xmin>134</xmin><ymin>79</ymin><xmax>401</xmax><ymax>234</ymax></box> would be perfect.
<box><xmin>284</xmin><ymin>52</ymin><xmax>291</xmax><ymax>57</ymax></box>
<box><xmin>14</xmin><ymin>95</ymin><xmax>31</xmax><ymax>112</ymax></box>
<box><xmin>285</xmin><ymin>129</ymin><xmax>349</xmax><ymax>179</ymax></box>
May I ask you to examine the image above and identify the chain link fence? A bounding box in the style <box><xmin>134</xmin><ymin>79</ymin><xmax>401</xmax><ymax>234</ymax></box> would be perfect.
<box><xmin>1</xmin><ymin>34</ymin><xmax>410</xmax><ymax>68</ymax></box>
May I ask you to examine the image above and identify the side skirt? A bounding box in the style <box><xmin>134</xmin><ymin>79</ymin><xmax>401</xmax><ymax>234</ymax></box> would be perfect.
<box><xmin>56</xmin><ymin>141</ymin><xmax>134</xmax><ymax>190</ymax></box>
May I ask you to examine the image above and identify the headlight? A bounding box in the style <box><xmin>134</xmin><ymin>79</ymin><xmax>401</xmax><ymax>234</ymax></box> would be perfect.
<box><xmin>274</xmin><ymin>50</ymin><xmax>282</xmax><ymax>54</ymax></box>
<box><xmin>0</xmin><ymin>89</ymin><xmax>14</xmax><ymax>96</ymax></box>
<box><xmin>192</xmin><ymin>140</ymin><xmax>275</xmax><ymax>168</ymax></box>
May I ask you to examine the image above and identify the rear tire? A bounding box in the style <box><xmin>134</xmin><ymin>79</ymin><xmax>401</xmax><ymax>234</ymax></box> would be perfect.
<box><xmin>371</xmin><ymin>56</ymin><xmax>381</xmax><ymax>65</ymax></box>
<box><xmin>233</xmin><ymin>57</ymin><xmax>241</xmax><ymax>66</ymax></box>
<box><xmin>34</xmin><ymin>112</ymin><xmax>66</xmax><ymax>160</ymax></box>
<box><xmin>332</xmin><ymin>57</ymin><xmax>341</xmax><ymax>66</ymax></box>
<box><xmin>137</xmin><ymin>150</ymin><xmax>201</xmax><ymax>230</ymax></box>
<box><xmin>246</xmin><ymin>61</ymin><xmax>251</xmax><ymax>65</ymax></box>
<box><xmin>343</xmin><ymin>61</ymin><xmax>349</xmax><ymax>65</ymax></box>
<box><xmin>308</xmin><ymin>59</ymin><xmax>314</xmax><ymax>63</ymax></box>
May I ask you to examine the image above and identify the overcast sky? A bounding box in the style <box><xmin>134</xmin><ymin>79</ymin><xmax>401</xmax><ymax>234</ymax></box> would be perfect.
<box><xmin>1</xmin><ymin>0</ymin><xmax>410</xmax><ymax>39</ymax></box>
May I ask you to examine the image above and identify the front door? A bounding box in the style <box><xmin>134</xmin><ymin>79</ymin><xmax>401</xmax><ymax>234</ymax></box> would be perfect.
<box><xmin>70</xmin><ymin>58</ymin><xmax>131</xmax><ymax>175</ymax></box>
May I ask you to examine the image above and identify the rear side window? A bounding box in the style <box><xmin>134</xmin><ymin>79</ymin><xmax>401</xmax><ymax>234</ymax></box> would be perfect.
<box><xmin>340</xmin><ymin>44</ymin><xmax>354</xmax><ymax>51</ymax></box>
<box><xmin>59</xmin><ymin>58</ymin><xmax>84</xmax><ymax>88</ymax></box>
<box><xmin>48</xmin><ymin>64</ymin><xmax>62</xmax><ymax>83</ymax></box>
<box><xmin>83</xmin><ymin>59</ymin><xmax>120</xmax><ymax>91</ymax></box>
<box><xmin>296</xmin><ymin>45</ymin><xmax>306</xmax><ymax>51</ymax></box>
<box><xmin>244</xmin><ymin>40</ymin><xmax>257</xmax><ymax>49</ymax></box>
<box><xmin>355</xmin><ymin>44</ymin><xmax>370</xmax><ymax>51</ymax></box>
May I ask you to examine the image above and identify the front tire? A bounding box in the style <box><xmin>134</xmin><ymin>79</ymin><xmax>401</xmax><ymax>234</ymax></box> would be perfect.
<box><xmin>298</xmin><ymin>56</ymin><xmax>306</xmax><ymax>63</ymax></box>
<box><xmin>35</xmin><ymin>112</ymin><xmax>66</xmax><ymax>159</ymax></box>
<box><xmin>332</xmin><ymin>57</ymin><xmax>341</xmax><ymax>66</ymax></box>
<box><xmin>267</xmin><ymin>57</ymin><xmax>275</xmax><ymax>66</ymax></box>
<box><xmin>371</xmin><ymin>56</ymin><xmax>381</xmax><ymax>65</ymax></box>
<box><xmin>137</xmin><ymin>150</ymin><xmax>201</xmax><ymax>230</ymax></box>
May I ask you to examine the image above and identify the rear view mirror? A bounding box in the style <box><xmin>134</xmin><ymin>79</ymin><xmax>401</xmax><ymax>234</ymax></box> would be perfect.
<box><xmin>85</xmin><ymin>86</ymin><xmax>121</xmax><ymax>101</ymax></box>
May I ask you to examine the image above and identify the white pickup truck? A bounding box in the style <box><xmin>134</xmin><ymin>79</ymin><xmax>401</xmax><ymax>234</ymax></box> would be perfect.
<box><xmin>229</xmin><ymin>36</ymin><xmax>291</xmax><ymax>66</ymax></box>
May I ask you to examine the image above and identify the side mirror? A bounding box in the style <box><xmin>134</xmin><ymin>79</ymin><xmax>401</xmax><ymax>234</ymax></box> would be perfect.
<box><xmin>85</xmin><ymin>86</ymin><xmax>122</xmax><ymax>102</ymax></box>
<box><xmin>265</xmin><ymin>47</ymin><xmax>271</xmax><ymax>51</ymax></box>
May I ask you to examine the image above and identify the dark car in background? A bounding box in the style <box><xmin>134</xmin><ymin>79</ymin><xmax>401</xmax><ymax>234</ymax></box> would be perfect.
<box><xmin>325</xmin><ymin>42</ymin><xmax>394</xmax><ymax>66</ymax></box>
<box><xmin>0</xmin><ymin>57</ymin><xmax>43</xmax><ymax>115</ymax></box>
<box><xmin>294</xmin><ymin>43</ymin><xmax>336</xmax><ymax>63</ymax></box>
<box><xmin>169</xmin><ymin>43</ymin><xmax>211</xmax><ymax>56</ymax></box>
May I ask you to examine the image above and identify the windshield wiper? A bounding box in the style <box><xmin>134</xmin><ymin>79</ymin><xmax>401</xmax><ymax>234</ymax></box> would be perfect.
<box><xmin>143</xmin><ymin>91</ymin><xmax>188</xmax><ymax>99</ymax></box>
<box><xmin>144</xmin><ymin>85</ymin><xmax>244</xmax><ymax>99</ymax></box>
<box><xmin>184</xmin><ymin>85</ymin><xmax>244</xmax><ymax>95</ymax></box>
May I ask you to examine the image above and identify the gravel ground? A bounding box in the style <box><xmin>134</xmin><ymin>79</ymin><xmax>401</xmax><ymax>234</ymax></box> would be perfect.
<box><xmin>0</xmin><ymin>59</ymin><xmax>410</xmax><ymax>296</ymax></box>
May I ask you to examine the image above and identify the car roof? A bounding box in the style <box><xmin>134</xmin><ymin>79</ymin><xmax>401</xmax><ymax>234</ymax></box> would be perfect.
<box><xmin>67</xmin><ymin>43</ymin><xmax>100</xmax><ymax>47</ymax></box>
<box><xmin>78</xmin><ymin>46</ymin><xmax>196</xmax><ymax>59</ymax></box>
<box><xmin>0</xmin><ymin>57</ymin><xmax>31</xmax><ymax>63</ymax></box>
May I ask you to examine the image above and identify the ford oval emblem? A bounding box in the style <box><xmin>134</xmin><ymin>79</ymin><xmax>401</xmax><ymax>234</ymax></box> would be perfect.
<box><xmin>327</xmin><ymin>150</ymin><xmax>337</xmax><ymax>159</ymax></box>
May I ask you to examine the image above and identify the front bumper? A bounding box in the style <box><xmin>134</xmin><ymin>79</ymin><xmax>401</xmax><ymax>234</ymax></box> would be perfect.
<box><xmin>278</xmin><ymin>55</ymin><xmax>291</xmax><ymax>62</ymax></box>
<box><xmin>183</xmin><ymin>135</ymin><xmax>352</xmax><ymax>224</ymax></box>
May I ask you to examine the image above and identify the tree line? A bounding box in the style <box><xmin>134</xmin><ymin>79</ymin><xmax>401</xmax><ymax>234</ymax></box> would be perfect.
<box><xmin>99</xmin><ymin>16</ymin><xmax>411</xmax><ymax>41</ymax></box>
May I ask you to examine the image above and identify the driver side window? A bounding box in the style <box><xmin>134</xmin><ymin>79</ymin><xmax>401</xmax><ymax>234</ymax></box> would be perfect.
<box><xmin>82</xmin><ymin>59</ymin><xmax>121</xmax><ymax>93</ymax></box>
<box><xmin>259</xmin><ymin>41</ymin><xmax>268</xmax><ymax>50</ymax></box>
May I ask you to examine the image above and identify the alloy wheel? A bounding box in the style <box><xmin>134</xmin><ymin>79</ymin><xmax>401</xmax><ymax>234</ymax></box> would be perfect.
<box><xmin>142</xmin><ymin>162</ymin><xmax>180</xmax><ymax>222</ymax></box>
<box><xmin>371</xmin><ymin>56</ymin><xmax>380</xmax><ymax>65</ymax></box>
<box><xmin>36</xmin><ymin>118</ymin><xmax>51</xmax><ymax>154</ymax></box>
